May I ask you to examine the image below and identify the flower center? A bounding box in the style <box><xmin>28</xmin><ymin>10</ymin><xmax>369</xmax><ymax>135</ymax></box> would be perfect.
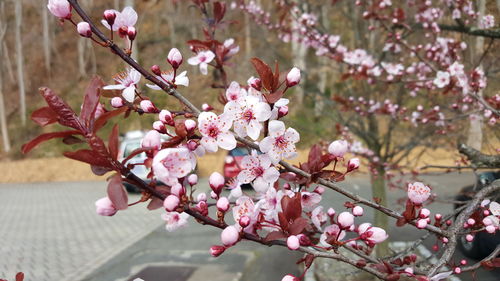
<box><xmin>274</xmin><ymin>135</ymin><xmax>288</xmax><ymax>149</ymax></box>
<box><xmin>252</xmin><ymin>167</ymin><xmax>264</xmax><ymax>177</ymax></box>
<box><xmin>199</xmin><ymin>55</ymin><xmax>206</xmax><ymax>62</ymax></box>
<box><xmin>208</xmin><ymin>126</ymin><xmax>219</xmax><ymax>138</ymax></box>
<box><xmin>242</xmin><ymin>109</ymin><xmax>254</xmax><ymax>122</ymax></box>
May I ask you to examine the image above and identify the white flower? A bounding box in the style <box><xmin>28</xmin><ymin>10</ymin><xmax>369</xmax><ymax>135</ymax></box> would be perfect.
<box><xmin>188</xmin><ymin>50</ymin><xmax>215</xmax><ymax>75</ymax></box>
<box><xmin>270</xmin><ymin>98</ymin><xmax>289</xmax><ymax>120</ymax></box>
<box><xmin>225</xmin><ymin>81</ymin><xmax>247</xmax><ymax>103</ymax></box>
<box><xmin>224</xmin><ymin>96</ymin><xmax>272</xmax><ymax>140</ymax></box>
<box><xmin>320</xmin><ymin>224</ymin><xmax>346</xmax><ymax>246</ymax></box>
<box><xmin>146</xmin><ymin>70</ymin><xmax>189</xmax><ymax>89</ymax></box>
<box><xmin>311</xmin><ymin>206</ymin><xmax>327</xmax><ymax>230</ymax></box>
<box><xmin>161</xmin><ymin>211</ymin><xmax>189</xmax><ymax>232</ymax></box>
<box><xmin>224</xmin><ymin>38</ymin><xmax>240</xmax><ymax>57</ymax></box>
<box><xmin>152</xmin><ymin>148</ymin><xmax>194</xmax><ymax>186</ymax></box>
<box><xmin>259</xmin><ymin>120</ymin><xmax>299</xmax><ymax>164</ymax></box>
<box><xmin>237</xmin><ymin>152</ymin><xmax>279</xmax><ymax>193</ymax></box>
<box><xmin>301</xmin><ymin>192</ymin><xmax>321</xmax><ymax>211</ymax></box>
<box><xmin>490</xmin><ymin>201</ymin><xmax>500</xmax><ymax>217</ymax></box>
<box><xmin>433</xmin><ymin>71</ymin><xmax>450</xmax><ymax>88</ymax></box>
<box><xmin>198</xmin><ymin>112</ymin><xmax>236</xmax><ymax>152</ymax></box>
<box><xmin>101</xmin><ymin>7</ymin><xmax>138</xmax><ymax>31</ymax></box>
<box><xmin>103</xmin><ymin>68</ymin><xmax>141</xmax><ymax>102</ymax></box>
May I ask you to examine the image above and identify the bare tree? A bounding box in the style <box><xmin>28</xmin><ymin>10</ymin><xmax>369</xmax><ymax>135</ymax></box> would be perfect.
<box><xmin>0</xmin><ymin>2</ymin><xmax>10</xmax><ymax>152</ymax></box>
<box><xmin>14</xmin><ymin>0</ymin><xmax>26</xmax><ymax>126</ymax></box>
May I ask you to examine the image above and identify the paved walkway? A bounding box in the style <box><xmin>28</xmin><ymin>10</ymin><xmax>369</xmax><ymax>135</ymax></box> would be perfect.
<box><xmin>0</xmin><ymin>181</ymin><xmax>163</xmax><ymax>281</ymax></box>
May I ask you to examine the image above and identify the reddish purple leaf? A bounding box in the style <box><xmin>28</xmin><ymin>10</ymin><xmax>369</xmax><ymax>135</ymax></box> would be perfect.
<box><xmin>281</xmin><ymin>192</ymin><xmax>302</xmax><ymax>221</ymax></box>
<box><xmin>213</xmin><ymin>2</ymin><xmax>226</xmax><ymax>23</ymax></box>
<box><xmin>107</xmin><ymin>174</ymin><xmax>128</xmax><ymax>210</ymax></box>
<box><xmin>250</xmin><ymin>58</ymin><xmax>274</xmax><ymax>91</ymax></box>
<box><xmin>93</xmin><ymin>107</ymin><xmax>127</xmax><ymax>132</ymax></box>
<box><xmin>80</xmin><ymin>76</ymin><xmax>104</xmax><ymax>127</ymax></box>
<box><xmin>15</xmin><ymin>272</ymin><xmax>24</xmax><ymax>281</ymax></box>
<box><xmin>263</xmin><ymin>231</ymin><xmax>287</xmax><ymax>242</ymax></box>
<box><xmin>108</xmin><ymin>124</ymin><xmax>119</xmax><ymax>160</ymax></box>
<box><xmin>31</xmin><ymin>106</ymin><xmax>58</xmax><ymax>127</ymax></box>
<box><xmin>22</xmin><ymin>130</ymin><xmax>82</xmax><ymax>154</ymax></box>
<box><xmin>39</xmin><ymin>87</ymin><xmax>83</xmax><ymax>131</ymax></box>
<box><xmin>63</xmin><ymin>149</ymin><xmax>112</xmax><ymax>168</ymax></box>
<box><xmin>289</xmin><ymin>217</ymin><xmax>309</xmax><ymax>235</ymax></box>
<box><xmin>91</xmin><ymin>165</ymin><xmax>113</xmax><ymax>176</ymax></box>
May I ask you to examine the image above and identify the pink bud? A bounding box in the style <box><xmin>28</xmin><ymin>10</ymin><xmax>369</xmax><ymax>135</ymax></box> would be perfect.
<box><xmin>248</xmin><ymin>77</ymin><xmax>262</xmax><ymax>91</ymax></box>
<box><xmin>210</xmin><ymin>191</ymin><xmax>218</xmax><ymax>199</ymax></box>
<box><xmin>127</xmin><ymin>26</ymin><xmax>137</xmax><ymax>40</ymax></box>
<box><xmin>140</xmin><ymin>100</ymin><xmax>158</xmax><ymax>113</ymax></box>
<box><xmin>217</xmin><ymin>197</ymin><xmax>230</xmax><ymax>212</ymax></box>
<box><xmin>184</xmin><ymin>119</ymin><xmax>197</xmax><ymax>133</ymax></box>
<box><xmin>484</xmin><ymin>210</ymin><xmax>490</xmax><ymax>216</ymax></box>
<box><xmin>286</xmin><ymin>67</ymin><xmax>301</xmax><ymax>87</ymax></box>
<box><xmin>467</xmin><ymin>218</ymin><xmax>475</xmax><ymax>226</ymax></box>
<box><xmin>141</xmin><ymin>130</ymin><xmax>161</xmax><ymax>150</ymax></box>
<box><xmin>118</xmin><ymin>26</ymin><xmax>128</xmax><ymax>38</ymax></box>
<box><xmin>347</xmin><ymin>158</ymin><xmax>360</xmax><ymax>172</ymax></box>
<box><xmin>188</xmin><ymin>174</ymin><xmax>198</xmax><ymax>186</ymax></box>
<box><xmin>163</xmin><ymin>195</ymin><xmax>180</xmax><ymax>212</ymax></box>
<box><xmin>202</xmin><ymin>103</ymin><xmax>213</xmax><ymax>111</ymax></box>
<box><xmin>416</xmin><ymin>219</ymin><xmax>427</xmax><ymax>229</ymax></box>
<box><xmin>353</xmin><ymin>206</ymin><xmax>364</xmax><ymax>216</ymax></box>
<box><xmin>159</xmin><ymin>110</ymin><xmax>175</xmax><ymax>126</ymax></box>
<box><xmin>328</xmin><ymin>140</ymin><xmax>349</xmax><ymax>158</ymax></box>
<box><xmin>485</xmin><ymin>225</ymin><xmax>495</xmax><ymax>233</ymax></box>
<box><xmin>110</xmin><ymin>97</ymin><xmax>124</xmax><ymax>108</ymax></box>
<box><xmin>327</xmin><ymin>208</ymin><xmax>336</xmax><ymax>216</ymax></box>
<box><xmin>286</xmin><ymin>235</ymin><xmax>300</xmax><ymax>250</ymax></box>
<box><xmin>314</xmin><ymin>186</ymin><xmax>325</xmax><ymax>195</ymax></box>
<box><xmin>407</xmin><ymin>182</ymin><xmax>431</xmax><ymax>205</ymax></box>
<box><xmin>47</xmin><ymin>0</ymin><xmax>72</xmax><ymax>19</ymax></box>
<box><xmin>460</xmin><ymin>259</ymin><xmax>467</xmax><ymax>265</ymax></box>
<box><xmin>297</xmin><ymin>234</ymin><xmax>311</xmax><ymax>246</ymax></box>
<box><xmin>167</xmin><ymin>48</ymin><xmax>183</xmax><ymax>69</ymax></box>
<box><xmin>196</xmin><ymin>201</ymin><xmax>208</xmax><ymax>216</ymax></box>
<box><xmin>454</xmin><ymin>267</ymin><xmax>461</xmax><ymax>274</ymax></box>
<box><xmin>196</xmin><ymin>192</ymin><xmax>206</xmax><ymax>202</ymax></box>
<box><xmin>171</xmin><ymin>184</ymin><xmax>186</xmax><ymax>198</ymax></box>
<box><xmin>77</xmin><ymin>22</ymin><xmax>92</xmax><ymax>38</ymax></box>
<box><xmin>338</xmin><ymin>212</ymin><xmax>354</xmax><ymax>228</ymax></box>
<box><xmin>95</xmin><ymin>197</ymin><xmax>117</xmax><ymax>216</ymax></box>
<box><xmin>153</xmin><ymin>121</ymin><xmax>167</xmax><ymax>134</ymax></box>
<box><xmin>404</xmin><ymin>267</ymin><xmax>414</xmax><ymax>275</ymax></box>
<box><xmin>151</xmin><ymin>65</ymin><xmax>162</xmax><ymax>76</ymax></box>
<box><xmin>209</xmin><ymin>172</ymin><xmax>225</xmax><ymax>195</ymax></box>
<box><xmin>465</xmin><ymin>234</ymin><xmax>474</xmax><ymax>242</ymax></box>
<box><xmin>278</xmin><ymin>106</ymin><xmax>289</xmax><ymax>119</ymax></box>
<box><xmin>281</xmin><ymin>275</ymin><xmax>299</xmax><ymax>281</ymax></box>
<box><xmin>221</xmin><ymin>225</ymin><xmax>239</xmax><ymax>246</ymax></box>
<box><xmin>239</xmin><ymin>216</ymin><xmax>251</xmax><ymax>228</ymax></box>
<box><xmin>435</xmin><ymin>213</ymin><xmax>442</xmax><ymax>220</ymax></box>
<box><xmin>442</xmin><ymin>237</ymin><xmax>448</xmax><ymax>243</ymax></box>
<box><xmin>103</xmin><ymin>10</ymin><xmax>116</xmax><ymax>26</ymax></box>
<box><xmin>210</xmin><ymin>245</ymin><xmax>226</xmax><ymax>257</ymax></box>
<box><xmin>419</xmin><ymin>208</ymin><xmax>430</xmax><ymax>218</ymax></box>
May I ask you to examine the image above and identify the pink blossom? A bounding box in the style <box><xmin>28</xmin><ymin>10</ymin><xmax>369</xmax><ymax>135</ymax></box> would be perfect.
<box><xmin>320</xmin><ymin>224</ymin><xmax>346</xmax><ymax>246</ymax></box>
<box><xmin>187</xmin><ymin>174</ymin><xmax>198</xmax><ymax>186</ymax></box>
<box><xmin>223</xmin><ymin>38</ymin><xmax>240</xmax><ymax>57</ymax></box>
<box><xmin>167</xmin><ymin>48</ymin><xmax>183</xmax><ymax>69</ymax></box>
<box><xmin>281</xmin><ymin>275</ymin><xmax>299</xmax><ymax>281</ymax></box>
<box><xmin>358</xmin><ymin>223</ymin><xmax>388</xmax><ymax>244</ymax></box>
<box><xmin>141</xmin><ymin>130</ymin><xmax>161</xmax><ymax>150</ymax></box>
<box><xmin>301</xmin><ymin>192</ymin><xmax>321</xmax><ymax>211</ymax></box>
<box><xmin>233</xmin><ymin>196</ymin><xmax>258</xmax><ymax>232</ymax></box>
<box><xmin>101</xmin><ymin>7</ymin><xmax>138</xmax><ymax>31</ymax></box>
<box><xmin>407</xmin><ymin>182</ymin><xmax>431</xmax><ymax>204</ymax></box>
<box><xmin>110</xmin><ymin>97</ymin><xmax>124</xmax><ymax>108</ymax></box>
<box><xmin>152</xmin><ymin>148</ymin><xmax>194</xmax><ymax>186</ymax></box>
<box><xmin>490</xmin><ymin>201</ymin><xmax>500</xmax><ymax>216</ymax></box>
<box><xmin>416</xmin><ymin>219</ymin><xmax>428</xmax><ymax>229</ymax></box>
<box><xmin>198</xmin><ymin>112</ymin><xmax>236</xmax><ymax>152</ymax></box>
<box><xmin>353</xmin><ymin>206</ymin><xmax>363</xmax><ymax>216</ymax></box>
<box><xmin>347</xmin><ymin>158</ymin><xmax>360</xmax><ymax>172</ymax></box>
<box><xmin>188</xmin><ymin>50</ymin><xmax>215</xmax><ymax>75</ymax></box>
<box><xmin>47</xmin><ymin>0</ymin><xmax>71</xmax><ymax>19</ymax></box>
<box><xmin>140</xmin><ymin>100</ymin><xmax>158</xmax><ymax>113</ymax></box>
<box><xmin>328</xmin><ymin>140</ymin><xmax>349</xmax><ymax>158</ymax></box>
<box><xmin>217</xmin><ymin>197</ymin><xmax>230</xmax><ymax>212</ymax></box>
<box><xmin>225</xmin><ymin>81</ymin><xmax>247</xmax><ymax>103</ymax></box>
<box><xmin>311</xmin><ymin>206</ymin><xmax>327</xmax><ymax>230</ymax></box>
<box><xmin>95</xmin><ymin>197</ymin><xmax>117</xmax><ymax>216</ymax></box>
<box><xmin>419</xmin><ymin>208</ymin><xmax>431</xmax><ymax>218</ymax></box>
<box><xmin>77</xmin><ymin>22</ymin><xmax>92</xmax><ymax>37</ymax></box>
<box><xmin>430</xmin><ymin>271</ymin><xmax>452</xmax><ymax>281</ymax></box>
<box><xmin>163</xmin><ymin>195</ymin><xmax>180</xmax><ymax>212</ymax></box>
<box><xmin>209</xmin><ymin>172</ymin><xmax>225</xmax><ymax>195</ymax></box>
<box><xmin>287</xmin><ymin>235</ymin><xmax>300</xmax><ymax>250</ymax></box>
<box><xmin>237</xmin><ymin>153</ymin><xmax>279</xmax><ymax>193</ymax></box>
<box><xmin>103</xmin><ymin>68</ymin><xmax>141</xmax><ymax>102</ymax></box>
<box><xmin>259</xmin><ymin>120</ymin><xmax>300</xmax><ymax>164</ymax></box>
<box><xmin>286</xmin><ymin>67</ymin><xmax>301</xmax><ymax>87</ymax></box>
<box><xmin>224</xmin><ymin>96</ymin><xmax>272</xmax><ymax>140</ymax></box>
<box><xmin>337</xmin><ymin>212</ymin><xmax>354</xmax><ymax>228</ymax></box>
<box><xmin>146</xmin><ymin>70</ymin><xmax>189</xmax><ymax>88</ymax></box>
<box><xmin>479</xmin><ymin>15</ymin><xmax>495</xmax><ymax>29</ymax></box>
<box><xmin>433</xmin><ymin>71</ymin><xmax>450</xmax><ymax>88</ymax></box>
<box><xmin>161</xmin><ymin>211</ymin><xmax>189</xmax><ymax>232</ymax></box>
<box><xmin>221</xmin><ymin>225</ymin><xmax>239</xmax><ymax>246</ymax></box>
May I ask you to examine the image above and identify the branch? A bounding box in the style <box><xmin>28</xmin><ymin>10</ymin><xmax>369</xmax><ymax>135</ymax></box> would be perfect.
<box><xmin>458</xmin><ymin>143</ymin><xmax>500</xmax><ymax>168</ymax></box>
<box><xmin>460</xmin><ymin>244</ymin><xmax>500</xmax><ymax>272</ymax></box>
<box><xmin>439</xmin><ymin>24</ymin><xmax>500</xmax><ymax>39</ymax></box>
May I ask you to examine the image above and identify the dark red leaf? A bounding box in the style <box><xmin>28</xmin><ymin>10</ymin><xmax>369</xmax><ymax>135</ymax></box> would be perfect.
<box><xmin>31</xmin><ymin>106</ymin><xmax>58</xmax><ymax>126</ymax></box>
<box><xmin>121</xmin><ymin>147</ymin><xmax>153</xmax><ymax>164</ymax></box>
<box><xmin>22</xmin><ymin>130</ymin><xmax>82</xmax><ymax>154</ymax></box>
<box><xmin>63</xmin><ymin>149</ymin><xmax>112</xmax><ymax>168</ymax></box>
<box><xmin>386</xmin><ymin>273</ymin><xmax>400</xmax><ymax>281</ymax></box>
<box><xmin>263</xmin><ymin>231</ymin><xmax>286</xmax><ymax>242</ymax></box>
<box><xmin>281</xmin><ymin>193</ymin><xmax>302</xmax><ymax>221</ymax></box>
<box><xmin>250</xmin><ymin>58</ymin><xmax>274</xmax><ymax>91</ymax></box>
<box><xmin>38</xmin><ymin>87</ymin><xmax>83</xmax><ymax>131</ymax></box>
<box><xmin>80</xmin><ymin>76</ymin><xmax>104</xmax><ymax>127</ymax></box>
<box><xmin>174</xmin><ymin>121</ymin><xmax>187</xmax><ymax>138</ymax></box>
<box><xmin>109</xmin><ymin>124</ymin><xmax>119</xmax><ymax>160</ymax></box>
<box><xmin>93</xmin><ymin>107</ymin><xmax>128</xmax><ymax>132</ymax></box>
<box><xmin>273</xmin><ymin>61</ymin><xmax>280</xmax><ymax>91</ymax></box>
<box><xmin>396</xmin><ymin>217</ymin><xmax>407</xmax><ymax>227</ymax></box>
<box><xmin>15</xmin><ymin>272</ymin><xmax>24</xmax><ymax>281</ymax></box>
<box><xmin>62</xmin><ymin>136</ymin><xmax>85</xmax><ymax>145</ymax></box>
<box><xmin>289</xmin><ymin>217</ymin><xmax>308</xmax><ymax>235</ymax></box>
<box><xmin>264</xmin><ymin>90</ymin><xmax>284</xmax><ymax>104</ymax></box>
<box><xmin>91</xmin><ymin>165</ymin><xmax>113</xmax><ymax>176</ymax></box>
<box><xmin>88</xmin><ymin>135</ymin><xmax>111</xmax><ymax>160</ymax></box>
<box><xmin>187</xmin><ymin>39</ymin><xmax>212</xmax><ymax>51</ymax></box>
<box><xmin>147</xmin><ymin>197</ymin><xmax>164</xmax><ymax>210</ymax></box>
<box><xmin>304</xmin><ymin>254</ymin><xmax>315</xmax><ymax>268</ymax></box>
<box><xmin>278</xmin><ymin>212</ymin><xmax>288</xmax><ymax>230</ymax></box>
<box><xmin>107</xmin><ymin>174</ymin><xmax>128</xmax><ymax>210</ymax></box>
<box><xmin>213</xmin><ymin>2</ymin><xmax>226</xmax><ymax>23</ymax></box>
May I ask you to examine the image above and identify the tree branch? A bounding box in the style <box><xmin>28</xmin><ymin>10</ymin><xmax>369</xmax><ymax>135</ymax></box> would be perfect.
<box><xmin>458</xmin><ymin>143</ymin><xmax>500</xmax><ymax>168</ymax></box>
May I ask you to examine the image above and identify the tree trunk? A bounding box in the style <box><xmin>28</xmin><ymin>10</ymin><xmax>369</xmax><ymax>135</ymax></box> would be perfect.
<box><xmin>124</xmin><ymin>0</ymin><xmax>138</xmax><ymax>62</ymax></box>
<box><xmin>371</xmin><ymin>167</ymin><xmax>389</xmax><ymax>257</ymax></box>
<box><xmin>15</xmin><ymin>0</ymin><xmax>26</xmax><ymax>126</ymax></box>
<box><xmin>290</xmin><ymin>4</ymin><xmax>308</xmax><ymax>104</ymax></box>
<box><xmin>0</xmin><ymin>2</ymin><xmax>10</xmax><ymax>152</ymax></box>
<box><xmin>244</xmin><ymin>11</ymin><xmax>252</xmax><ymax>59</ymax></box>
<box><xmin>42</xmin><ymin>3</ymin><xmax>51</xmax><ymax>74</ymax></box>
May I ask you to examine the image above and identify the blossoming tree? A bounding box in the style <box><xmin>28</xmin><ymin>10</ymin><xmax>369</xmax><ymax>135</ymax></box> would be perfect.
<box><xmin>21</xmin><ymin>0</ymin><xmax>500</xmax><ymax>280</ymax></box>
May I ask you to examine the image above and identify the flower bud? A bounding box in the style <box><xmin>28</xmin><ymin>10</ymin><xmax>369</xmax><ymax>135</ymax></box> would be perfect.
<box><xmin>184</xmin><ymin>119</ymin><xmax>197</xmax><ymax>133</ymax></box>
<box><xmin>453</xmin><ymin>267</ymin><xmax>461</xmax><ymax>274</ymax></box>
<box><xmin>239</xmin><ymin>216</ymin><xmax>250</xmax><ymax>228</ymax></box>
<box><xmin>167</xmin><ymin>48</ymin><xmax>183</xmax><ymax>69</ymax></box>
<box><xmin>95</xmin><ymin>197</ymin><xmax>117</xmax><ymax>216</ymax></box>
<box><xmin>327</xmin><ymin>208</ymin><xmax>336</xmax><ymax>217</ymax></box>
<box><xmin>460</xmin><ymin>259</ymin><xmax>467</xmax><ymax>265</ymax></box>
<box><xmin>286</xmin><ymin>67</ymin><xmax>301</xmax><ymax>87</ymax></box>
<box><xmin>210</xmin><ymin>191</ymin><xmax>218</xmax><ymax>199</ymax></box>
<box><xmin>434</xmin><ymin>213</ymin><xmax>442</xmax><ymax>220</ymax></box>
<box><xmin>248</xmin><ymin>77</ymin><xmax>262</xmax><ymax>91</ymax></box>
<box><xmin>209</xmin><ymin>172</ymin><xmax>225</xmax><ymax>195</ymax></box>
<box><xmin>202</xmin><ymin>103</ymin><xmax>213</xmax><ymax>111</ymax></box>
<box><xmin>196</xmin><ymin>201</ymin><xmax>208</xmax><ymax>216</ymax></box>
<box><xmin>118</xmin><ymin>26</ymin><xmax>128</xmax><ymax>38</ymax></box>
<box><xmin>485</xmin><ymin>225</ymin><xmax>495</xmax><ymax>233</ymax></box>
<box><xmin>210</xmin><ymin>245</ymin><xmax>226</xmax><ymax>257</ymax></box>
<box><xmin>163</xmin><ymin>195</ymin><xmax>180</xmax><ymax>212</ymax></box>
<box><xmin>465</xmin><ymin>234</ymin><xmax>474</xmax><ymax>242</ymax></box>
<box><xmin>153</xmin><ymin>121</ymin><xmax>167</xmax><ymax>134</ymax></box>
<box><xmin>328</xmin><ymin>140</ymin><xmax>349</xmax><ymax>158</ymax></box>
<box><xmin>103</xmin><ymin>10</ymin><xmax>116</xmax><ymax>26</ymax></box>
<box><xmin>221</xmin><ymin>225</ymin><xmax>239</xmax><ymax>246</ymax></box>
<box><xmin>352</xmin><ymin>206</ymin><xmax>364</xmax><ymax>216</ymax></box>
<box><xmin>216</xmin><ymin>197</ymin><xmax>230</xmax><ymax>212</ymax></box>
<box><xmin>407</xmin><ymin>182</ymin><xmax>431</xmax><ymax>205</ymax></box>
<box><xmin>281</xmin><ymin>275</ymin><xmax>299</xmax><ymax>281</ymax></box>
<box><xmin>188</xmin><ymin>174</ymin><xmax>198</xmax><ymax>186</ymax></box>
<box><xmin>419</xmin><ymin>208</ymin><xmax>430</xmax><ymax>218</ymax></box>
<box><xmin>297</xmin><ymin>234</ymin><xmax>311</xmax><ymax>246</ymax></box>
<box><xmin>171</xmin><ymin>183</ymin><xmax>186</xmax><ymax>198</ymax></box>
<box><xmin>416</xmin><ymin>219</ymin><xmax>427</xmax><ymax>229</ymax></box>
<box><xmin>159</xmin><ymin>110</ymin><xmax>175</xmax><ymax>126</ymax></box>
<box><xmin>47</xmin><ymin>0</ymin><xmax>72</xmax><ymax>19</ymax></box>
<box><xmin>140</xmin><ymin>100</ymin><xmax>158</xmax><ymax>113</ymax></box>
<box><xmin>110</xmin><ymin>97</ymin><xmax>124</xmax><ymax>108</ymax></box>
<box><xmin>77</xmin><ymin>22</ymin><xmax>92</xmax><ymax>38</ymax></box>
<box><xmin>141</xmin><ymin>130</ymin><xmax>161</xmax><ymax>150</ymax></box>
<box><xmin>347</xmin><ymin>158</ymin><xmax>360</xmax><ymax>172</ymax></box>
<box><xmin>286</xmin><ymin>235</ymin><xmax>300</xmax><ymax>250</ymax></box>
<box><xmin>277</xmin><ymin>106</ymin><xmax>289</xmax><ymax>119</ymax></box>
<box><xmin>151</xmin><ymin>65</ymin><xmax>162</xmax><ymax>76</ymax></box>
<box><xmin>127</xmin><ymin>26</ymin><xmax>137</xmax><ymax>41</ymax></box>
<box><xmin>314</xmin><ymin>186</ymin><xmax>325</xmax><ymax>195</ymax></box>
<box><xmin>467</xmin><ymin>218</ymin><xmax>475</xmax><ymax>226</ymax></box>
<box><xmin>338</xmin><ymin>212</ymin><xmax>354</xmax><ymax>228</ymax></box>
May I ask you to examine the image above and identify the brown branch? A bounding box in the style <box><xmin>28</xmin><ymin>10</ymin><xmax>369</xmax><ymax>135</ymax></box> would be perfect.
<box><xmin>439</xmin><ymin>24</ymin><xmax>500</xmax><ymax>39</ymax></box>
<box><xmin>458</xmin><ymin>143</ymin><xmax>500</xmax><ymax>168</ymax></box>
<box><xmin>460</xmin><ymin>245</ymin><xmax>500</xmax><ymax>272</ymax></box>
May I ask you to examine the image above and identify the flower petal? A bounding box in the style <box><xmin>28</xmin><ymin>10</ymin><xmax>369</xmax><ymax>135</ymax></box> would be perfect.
<box><xmin>237</xmin><ymin>169</ymin><xmax>255</xmax><ymax>183</ymax></box>
<box><xmin>268</xmin><ymin>120</ymin><xmax>286</xmax><ymax>137</ymax></box>
<box><xmin>259</xmin><ymin>137</ymin><xmax>274</xmax><ymax>153</ymax></box>
<box><xmin>200</xmin><ymin>62</ymin><xmax>208</xmax><ymax>75</ymax></box>
<box><xmin>103</xmin><ymin>84</ymin><xmax>126</xmax><ymax>90</ymax></box>
<box><xmin>122</xmin><ymin>86</ymin><xmax>136</xmax><ymax>102</ymax></box>
<box><xmin>201</xmin><ymin>137</ymin><xmax>218</xmax><ymax>153</ymax></box>
<box><xmin>217</xmin><ymin>132</ymin><xmax>237</xmax><ymax>150</ymax></box>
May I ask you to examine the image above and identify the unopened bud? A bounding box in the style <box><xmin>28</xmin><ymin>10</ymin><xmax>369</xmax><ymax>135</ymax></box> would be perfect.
<box><xmin>239</xmin><ymin>216</ymin><xmax>251</xmax><ymax>228</ymax></box>
<box><xmin>188</xmin><ymin>174</ymin><xmax>198</xmax><ymax>186</ymax></box>
<box><xmin>141</xmin><ymin>130</ymin><xmax>161</xmax><ymax>150</ymax></box>
<box><xmin>221</xmin><ymin>225</ymin><xmax>239</xmax><ymax>246</ymax></box>
<box><xmin>103</xmin><ymin>10</ymin><xmax>116</xmax><ymax>26</ymax></box>
<box><xmin>151</xmin><ymin>65</ymin><xmax>162</xmax><ymax>76</ymax></box>
<box><xmin>286</xmin><ymin>235</ymin><xmax>300</xmax><ymax>250</ymax></box>
<box><xmin>353</xmin><ymin>206</ymin><xmax>364</xmax><ymax>216</ymax></box>
<box><xmin>248</xmin><ymin>77</ymin><xmax>262</xmax><ymax>91</ymax></box>
<box><xmin>163</xmin><ymin>195</ymin><xmax>180</xmax><ymax>212</ymax></box>
<box><xmin>110</xmin><ymin>97</ymin><xmax>124</xmax><ymax>108</ymax></box>
<box><xmin>196</xmin><ymin>201</ymin><xmax>208</xmax><ymax>216</ymax></box>
<box><xmin>210</xmin><ymin>245</ymin><xmax>225</xmax><ymax>257</ymax></box>
<box><xmin>140</xmin><ymin>100</ymin><xmax>158</xmax><ymax>113</ymax></box>
<box><xmin>278</xmin><ymin>106</ymin><xmax>289</xmax><ymax>119</ymax></box>
<box><xmin>186</xmin><ymin>139</ymin><xmax>199</xmax><ymax>151</ymax></box>
<box><xmin>171</xmin><ymin>184</ymin><xmax>186</xmax><ymax>198</ymax></box>
<box><xmin>153</xmin><ymin>121</ymin><xmax>167</xmax><ymax>134</ymax></box>
<box><xmin>216</xmin><ymin>197</ymin><xmax>230</xmax><ymax>212</ymax></box>
<box><xmin>419</xmin><ymin>208</ymin><xmax>430</xmax><ymax>218</ymax></box>
<box><xmin>286</xmin><ymin>67</ymin><xmax>301</xmax><ymax>87</ymax></box>
<box><xmin>347</xmin><ymin>158</ymin><xmax>360</xmax><ymax>172</ymax></box>
<box><xmin>465</xmin><ymin>234</ymin><xmax>474</xmax><ymax>242</ymax></box>
<box><xmin>297</xmin><ymin>234</ymin><xmax>311</xmax><ymax>246</ymax></box>
<box><xmin>184</xmin><ymin>119</ymin><xmax>197</xmax><ymax>133</ymax></box>
<box><xmin>202</xmin><ymin>103</ymin><xmax>213</xmax><ymax>111</ymax></box>
<box><xmin>77</xmin><ymin>22</ymin><xmax>92</xmax><ymax>38</ymax></box>
<box><xmin>127</xmin><ymin>26</ymin><xmax>137</xmax><ymax>40</ymax></box>
<box><xmin>209</xmin><ymin>172</ymin><xmax>225</xmax><ymax>195</ymax></box>
<box><xmin>167</xmin><ymin>48</ymin><xmax>183</xmax><ymax>69</ymax></box>
<box><xmin>159</xmin><ymin>110</ymin><xmax>175</xmax><ymax>126</ymax></box>
<box><xmin>416</xmin><ymin>219</ymin><xmax>427</xmax><ymax>229</ymax></box>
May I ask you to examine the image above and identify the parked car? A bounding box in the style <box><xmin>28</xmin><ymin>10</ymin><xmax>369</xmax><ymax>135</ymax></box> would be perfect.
<box><xmin>117</xmin><ymin>131</ymin><xmax>168</xmax><ymax>193</ymax></box>
<box><xmin>454</xmin><ymin>171</ymin><xmax>500</xmax><ymax>259</ymax></box>
<box><xmin>223</xmin><ymin>146</ymin><xmax>256</xmax><ymax>188</ymax></box>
